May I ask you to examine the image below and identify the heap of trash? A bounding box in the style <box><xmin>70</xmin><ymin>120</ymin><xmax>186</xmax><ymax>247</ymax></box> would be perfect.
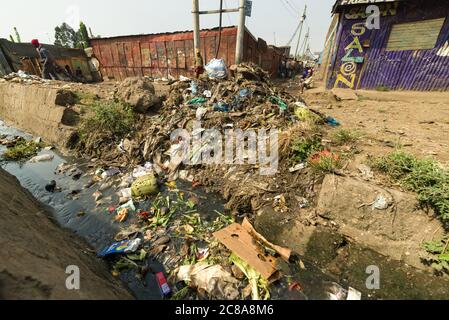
<box><xmin>165</xmin><ymin>62</ymin><xmax>296</xmax><ymax>117</ymax></box>
<box><xmin>52</xmin><ymin>61</ymin><xmax>350</xmax><ymax>300</ymax></box>
<box><xmin>1</xmin><ymin>70</ymin><xmax>46</xmax><ymax>84</ymax></box>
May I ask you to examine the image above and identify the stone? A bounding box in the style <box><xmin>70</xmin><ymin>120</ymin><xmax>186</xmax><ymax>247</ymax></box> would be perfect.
<box><xmin>116</xmin><ymin>77</ymin><xmax>160</xmax><ymax>113</ymax></box>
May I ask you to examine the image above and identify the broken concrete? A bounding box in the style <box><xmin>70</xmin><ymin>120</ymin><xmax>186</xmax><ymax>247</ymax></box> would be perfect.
<box><xmin>316</xmin><ymin>175</ymin><xmax>445</xmax><ymax>270</ymax></box>
<box><xmin>331</xmin><ymin>88</ymin><xmax>358</xmax><ymax>101</ymax></box>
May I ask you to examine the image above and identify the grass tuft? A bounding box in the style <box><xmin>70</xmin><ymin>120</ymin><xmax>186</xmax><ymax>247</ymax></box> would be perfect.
<box><xmin>308</xmin><ymin>150</ymin><xmax>343</xmax><ymax>174</ymax></box>
<box><xmin>374</xmin><ymin>151</ymin><xmax>449</xmax><ymax>221</ymax></box>
<box><xmin>331</xmin><ymin>128</ymin><xmax>362</xmax><ymax>146</ymax></box>
<box><xmin>290</xmin><ymin>136</ymin><xmax>323</xmax><ymax>164</ymax></box>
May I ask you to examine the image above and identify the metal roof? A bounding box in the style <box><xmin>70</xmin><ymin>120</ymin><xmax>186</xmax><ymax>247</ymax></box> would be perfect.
<box><xmin>90</xmin><ymin>26</ymin><xmax>237</xmax><ymax>41</ymax></box>
<box><xmin>332</xmin><ymin>0</ymin><xmax>405</xmax><ymax>12</ymax></box>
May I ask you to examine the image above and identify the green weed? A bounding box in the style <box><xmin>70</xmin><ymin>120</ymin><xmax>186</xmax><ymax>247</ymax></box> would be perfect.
<box><xmin>374</xmin><ymin>151</ymin><xmax>449</xmax><ymax>220</ymax></box>
<box><xmin>308</xmin><ymin>150</ymin><xmax>343</xmax><ymax>174</ymax></box>
<box><xmin>74</xmin><ymin>91</ymin><xmax>99</xmax><ymax>105</ymax></box>
<box><xmin>2</xmin><ymin>139</ymin><xmax>42</xmax><ymax>161</ymax></box>
<box><xmin>290</xmin><ymin>136</ymin><xmax>323</xmax><ymax>164</ymax></box>
<box><xmin>79</xmin><ymin>101</ymin><xmax>136</xmax><ymax>140</ymax></box>
<box><xmin>375</xmin><ymin>85</ymin><xmax>390</xmax><ymax>92</ymax></box>
<box><xmin>422</xmin><ymin>238</ymin><xmax>449</xmax><ymax>273</ymax></box>
<box><xmin>331</xmin><ymin>128</ymin><xmax>362</xmax><ymax>146</ymax></box>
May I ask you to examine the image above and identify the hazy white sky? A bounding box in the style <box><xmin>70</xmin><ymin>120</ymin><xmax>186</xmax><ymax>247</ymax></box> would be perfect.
<box><xmin>0</xmin><ymin>0</ymin><xmax>335</xmax><ymax>52</ymax></box>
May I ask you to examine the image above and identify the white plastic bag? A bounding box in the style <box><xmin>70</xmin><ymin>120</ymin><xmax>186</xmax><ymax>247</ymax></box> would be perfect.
<box><xmin>205</xmin><ymin>59</ymin><xmax>227</xmax><ymax>79</ymax></box>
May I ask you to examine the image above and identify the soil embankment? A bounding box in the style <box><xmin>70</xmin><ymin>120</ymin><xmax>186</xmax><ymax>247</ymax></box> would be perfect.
<box><xmin>0</xmin><ymin>168</ymin><xmax>133</xmax><ymax>299</ymax></box>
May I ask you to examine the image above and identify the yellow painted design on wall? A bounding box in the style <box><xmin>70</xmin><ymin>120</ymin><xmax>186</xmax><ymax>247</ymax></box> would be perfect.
<box><xmin>334</xmin><ymin>23</ymin><xmax>367</xmax><ymax>89</ymax></box>
<box><xmin>345</xmin><ymin>37</ymin><xmax>363</xmax><ymax>53</ymax></box>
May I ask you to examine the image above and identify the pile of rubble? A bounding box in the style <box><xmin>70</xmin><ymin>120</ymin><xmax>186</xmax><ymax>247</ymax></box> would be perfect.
<box><xmin>1</xmin><ymin>70</ymin><xmax>46</xmax><ymax>84</ymax></box>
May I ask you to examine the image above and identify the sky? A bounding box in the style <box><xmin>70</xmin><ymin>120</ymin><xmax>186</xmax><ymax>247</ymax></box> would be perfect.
<box><xmin>0</xmin><ymin>0</ymin><xmax>336</xmax><ymax>52</ymax></box>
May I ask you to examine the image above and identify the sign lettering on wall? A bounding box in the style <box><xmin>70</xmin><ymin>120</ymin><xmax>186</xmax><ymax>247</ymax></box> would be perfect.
<box><xmin>345</xmin><ymin>2</ymin><xmax>398</xmax><ymax>20</ymax></box>
<box><xmin>333</xmin><ymin>23</ymin><xmax>367</xmax><ymax>89</ymax></box>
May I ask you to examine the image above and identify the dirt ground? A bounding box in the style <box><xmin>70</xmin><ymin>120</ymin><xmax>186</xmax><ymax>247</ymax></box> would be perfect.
<box><xmin>299</xmin><ymin>82</ymin><xmax>449</xmax><ymax>165</ymax></box>
<box><xmin>0</xmin><ymin>168</ymin><xmax>133</xmax><ymax>300</ymax></box>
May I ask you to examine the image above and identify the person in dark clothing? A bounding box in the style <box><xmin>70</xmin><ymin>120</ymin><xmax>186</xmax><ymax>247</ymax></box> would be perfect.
<box><xmin>31</xmin><ymin>39</ymin><xmax>57</xmax><ymax>80</ymax></box>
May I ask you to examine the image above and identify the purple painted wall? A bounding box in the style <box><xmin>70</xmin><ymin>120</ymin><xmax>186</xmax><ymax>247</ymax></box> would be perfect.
<box><xmin>328</xmin><ymin>0</ymin><xmax>449</xmax><ymax>91</ymax></box>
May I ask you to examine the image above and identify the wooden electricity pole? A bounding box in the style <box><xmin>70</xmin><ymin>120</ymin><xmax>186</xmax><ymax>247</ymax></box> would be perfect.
<box><xmin>192</xmin><ymin>0</ymin><xmax>201</xmax><ymax>54</ymax></box>
<box><xmin>235</xmin><ymin>0</ymin><xmax>247</xmax><ymax>64</ymax></box>
<box><xmin>192</xmin><ymin>0</ymin><xmax>246</xmax><ymax>63</ymax></box>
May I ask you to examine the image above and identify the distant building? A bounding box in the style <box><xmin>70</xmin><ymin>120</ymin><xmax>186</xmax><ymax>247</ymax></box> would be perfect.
<box><xmin>322</xmin><ymin>0</ymin><xmax>449</xmax><ymax>91</ymax></box>
<box><xmin>90</xmin><ymin>26</ymin><xmax>284</xmax><ymax>80</ymax></box>
<box><xmin>0</xmin><ymin>39</ymin><xmax>93</xmax><ymax>81</ymax></box>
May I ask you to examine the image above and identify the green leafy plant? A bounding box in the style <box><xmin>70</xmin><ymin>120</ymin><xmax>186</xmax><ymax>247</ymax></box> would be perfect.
<box><xmin>422</xmin><ymin>239</ymin><xmax>449</xmax><ymax>273</ymax></box>
<box><xmin>2</xmin><ymin>139</ymin><xmax>42</xmax><ymax>161</ymax></box>
<box><xmin>290</xmin><ymin>136</ymin><xmax>322</xmax><ymax>164</ymax></box>
<box><xmin>308</xmin><ymin>150</ymin><xmax>343</xmax><ymax>174</ymax></box>
<box><xmin>79</xmin><ymin>101</ymin><xmax>136</xmax><ymax>141</ymax></box>
<box><xmin>374</xmin><ymin>151</ymin><xmax>449</xmax><ymax>220</ymax></box>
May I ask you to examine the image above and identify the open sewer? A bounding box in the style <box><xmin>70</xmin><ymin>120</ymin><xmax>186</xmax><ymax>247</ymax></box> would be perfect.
<box><xmin>1</xmin><ymin>119</ymin><xmax>448</xmax><ymax>300</ymax></box>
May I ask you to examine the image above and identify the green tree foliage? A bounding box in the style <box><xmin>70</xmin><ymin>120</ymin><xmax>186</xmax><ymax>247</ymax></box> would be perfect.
<box><xmin>13</xmin><ymin>27</ymin><xmax>21</xmax><ymax>43</ymax></box>
<box><xmin>77</xmin><ymin>22</ymin><xmax>90</xmax><ymax>49</ymax></box>
<box><xmin>54</xmin><ymin>23</ymin><xmax>78</xmax><ymax>48</ymax></box>
<box><xmin>54</xmin><ymin>21</ymin><xmax>93</xmax><ymax>49</ymax></box>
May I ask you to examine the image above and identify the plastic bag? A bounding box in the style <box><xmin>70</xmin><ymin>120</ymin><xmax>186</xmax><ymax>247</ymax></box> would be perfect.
<box><xmin>205</xmin><ymin>59</ymin><xmax>227</xmax><ymax>79</ymax></box>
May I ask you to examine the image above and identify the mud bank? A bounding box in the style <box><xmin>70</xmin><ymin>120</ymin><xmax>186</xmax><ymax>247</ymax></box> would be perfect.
<box><xmin>0</xmin><ymin>82</ymin><xmax>76</xmax><ymax>149</ymax></box>
<box><xmin>0</xmin><ymin>168</ymin><xmax>133</xmax><ymax>300</ymax></box>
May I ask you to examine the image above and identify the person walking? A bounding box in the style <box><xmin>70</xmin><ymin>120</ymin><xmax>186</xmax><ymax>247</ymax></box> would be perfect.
<box><xmin>31</xmin><ymin>39</ymin><xmax>57</xmax><ymax>80</ymax></box>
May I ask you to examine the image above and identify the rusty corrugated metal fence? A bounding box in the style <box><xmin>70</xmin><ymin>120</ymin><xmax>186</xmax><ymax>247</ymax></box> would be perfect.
<box><xmin>90</xmin><ymin>27</ymin><xmax>283</xmax><ymax>80</ymax></box>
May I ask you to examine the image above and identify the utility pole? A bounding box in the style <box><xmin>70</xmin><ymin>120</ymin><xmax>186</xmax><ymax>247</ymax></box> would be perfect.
<box><xmin>301</xmin><ymin>27</ymin><xmax>310</xmax><ymax>57</ymax></box>
<box><xmin>192</xmin><ymin>0</ymin><xmax>243</xmax><ymax>62</ymax></box>
<box><xmin>235</xmin><ymin>0</ymin><xmax>247</xmax><ymax>64</ymax></box>
<box><xmin>192</xmin><ymin>0</ymin><xmax>201</xmax><ymax>54</ymax></box>
<box><xmin>294</xmin><ymin>5</ymin><xmax>307</xmax><ymax>59</ymax></box>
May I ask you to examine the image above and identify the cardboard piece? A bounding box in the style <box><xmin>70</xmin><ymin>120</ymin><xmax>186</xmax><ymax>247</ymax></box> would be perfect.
<box><xmin>214</xmin><ymin>223</ymin><xmax>278</xmax><ymax>280</ymax></box>
<box><xmin>241</xmin><ymin>218</ymin><xmax>292</xmax><ymax>261</ymax></box>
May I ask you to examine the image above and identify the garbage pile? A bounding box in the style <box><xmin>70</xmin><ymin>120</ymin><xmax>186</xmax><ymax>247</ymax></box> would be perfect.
<box><xmin>165</xmin><ymin>62</ymin><xmax>296</xmax><ymax>117</ymax></box>
<box><xmin>1</xmin><ymin>70</ymin><xmax>46</xmax><ymax>84</ymax></box>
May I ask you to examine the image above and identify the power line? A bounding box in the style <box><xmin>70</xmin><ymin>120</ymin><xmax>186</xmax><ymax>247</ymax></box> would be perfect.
<box><xmin>284</xmin><ymin>0</ymin><xmax>299</xmax><ymax>13</ymax></box>
<box><xmin>278</xmin><ymin>0</ymin><xmax>297</xmax><ymax>19</ymax></box>
<box><xmin>287</xmin><ymin>22</ymin><xmax>301</xmax><ymax>46</ymax></box>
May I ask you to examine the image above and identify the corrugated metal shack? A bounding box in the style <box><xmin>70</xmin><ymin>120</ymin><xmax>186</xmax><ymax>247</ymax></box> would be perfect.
<box><xmin>0</xmin><ymin>39</ymin><xmax>93</xmax><ymax>81</ymax></box>
<box><xmin>90</xmin><ymin>26</ymin><xmax>284</xmax><ymax>80</ymax></box>
<box><xmin>326</xmin><ymin>0</ymin><xmax>449</xmax><ymax>91</ymax></box>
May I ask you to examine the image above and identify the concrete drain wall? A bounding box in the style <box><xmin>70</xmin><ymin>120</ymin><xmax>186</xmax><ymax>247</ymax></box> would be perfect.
<box><xmin>0</xmin><ymin>82</ymin><xmax>77</xmax><ymax>148</ymax></box>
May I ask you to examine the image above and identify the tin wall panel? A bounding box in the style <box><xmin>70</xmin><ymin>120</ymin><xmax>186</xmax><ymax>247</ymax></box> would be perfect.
<box><xmin>328</xmin><ymin>0</ymin><xmax>449</xmax><ymax>91</ymax></box>
<box><xmin>91</xmin><ymin>27</ymin><xmax>282</xmax><ymax>80</ymax></box>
